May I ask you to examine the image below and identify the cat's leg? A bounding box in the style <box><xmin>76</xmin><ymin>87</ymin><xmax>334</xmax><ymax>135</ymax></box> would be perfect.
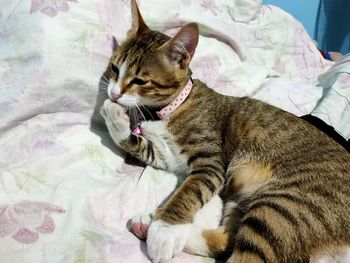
<box><xmin>100</xmin><ymin>99</ymin><xmax>168</xmax><ymax>170</ymax></box>
<box><xmin>225</xmin><ymin>186</ymin><xmax>341</xmax><ymax>263</ymax></box>
<box><xmin>186</xmin><ymin>159</ymin><xmax>278</xmax><ymax>259</ymax></box>
<box><xmin>130</xmin><ymin>214</ymin><xmax>218</xmax><ymax>257</ymax></box>
<box><xmin>225</xmin><ymin>203</ymin><xmax>294</xmax><ymax>263</ymax></box>
<box><xmin>130</xmin><ymin>195</ymin><xmax>224</xmax><ymax>257</ymax></box>
<box><xmin>146</xmin><ymin>158</ymin><xmax>226</xmax><ymax>262</ymax></box>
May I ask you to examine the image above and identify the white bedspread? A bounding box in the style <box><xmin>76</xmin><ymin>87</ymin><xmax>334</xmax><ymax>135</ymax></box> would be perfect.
<box><xmin>0</xmin><ymin>0</ymin><xmax>348</xmax><ymax>262</ymax></box>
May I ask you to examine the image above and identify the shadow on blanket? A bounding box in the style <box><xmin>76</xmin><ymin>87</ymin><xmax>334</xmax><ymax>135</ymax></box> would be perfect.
<box><xmin>89</xmin><ymin>70</ymin><xmax>121</xmax><ymax>155</ymax></box>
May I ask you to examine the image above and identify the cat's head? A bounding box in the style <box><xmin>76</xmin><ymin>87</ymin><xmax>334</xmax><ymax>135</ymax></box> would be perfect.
<box><xmin>106</xmin><ymin>0</ymin><xmax>199</xmax><ymax>108</ymax></box>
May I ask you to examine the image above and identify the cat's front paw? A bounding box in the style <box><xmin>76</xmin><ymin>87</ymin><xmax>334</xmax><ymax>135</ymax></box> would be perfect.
<box><xmin>147</xmin><ymin>219</ymin><xmax>191</xmax><ymax>263</ymax></box>
<box><xmin>100</xmin><ymin>99</ymin><xmax>130</xmax><ymax>144</ymax></box>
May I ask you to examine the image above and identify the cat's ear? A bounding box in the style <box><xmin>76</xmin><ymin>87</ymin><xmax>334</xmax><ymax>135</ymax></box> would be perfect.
<box><xmin>161</xmin><ymin>23</ymin><xmax>199</xmax><ymax>66</ymax></box>
<box><xmin>112</xmin><ymin>36</ymin><xmax>119</xmax><ymax>52</ymax></box>
<box><xmin>128</xmin><ymin>0</ymin><xmax>149</xmax><ymax>36</ymax></box>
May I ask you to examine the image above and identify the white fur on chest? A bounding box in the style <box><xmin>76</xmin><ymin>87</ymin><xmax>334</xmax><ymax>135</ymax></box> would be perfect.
<box><xmin>141</xmin><ymin>120</ymin><xmax>188</xmax><ymax>174</ymax></box>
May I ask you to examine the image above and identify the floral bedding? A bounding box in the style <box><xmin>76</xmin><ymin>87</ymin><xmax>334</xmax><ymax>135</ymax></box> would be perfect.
<box><xmin>0</xmin><ymin>0</ymin><xmax>349</xmax><ymax>262</ymax></box>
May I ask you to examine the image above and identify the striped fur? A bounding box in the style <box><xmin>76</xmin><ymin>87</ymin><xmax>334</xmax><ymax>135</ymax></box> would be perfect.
<box><xmin>102</xmin><ymin>1</ymin><xmax>350</xmax><ymax>262</ymax></box>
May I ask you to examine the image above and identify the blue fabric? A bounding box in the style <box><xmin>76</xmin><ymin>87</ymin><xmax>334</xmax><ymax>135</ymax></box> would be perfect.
<box><xmin>315</xmin><ymin>0</ymin><xmax>350</xmax><ymax>54</ymax></box>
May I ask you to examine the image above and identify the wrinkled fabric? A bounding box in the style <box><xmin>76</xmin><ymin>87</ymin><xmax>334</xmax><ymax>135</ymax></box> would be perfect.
<box><xmin>0</xmin><ymin>0</ymin><xmax>348</xmax><ymax>262</ymax></box>
<box><xmin>313</xmin><ymin>54</ymin><xmax>350</xmax><ymax>139</ymax></box>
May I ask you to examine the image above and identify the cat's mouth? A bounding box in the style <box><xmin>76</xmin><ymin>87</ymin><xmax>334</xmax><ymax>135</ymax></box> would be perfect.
<box><xmin>114</xmin><ymin>94</ymin><xmax>139</xmax><ymax>107</ymax></box>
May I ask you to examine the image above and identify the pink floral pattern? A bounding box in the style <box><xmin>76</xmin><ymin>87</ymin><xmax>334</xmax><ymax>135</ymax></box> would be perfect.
<box><xmin>97</xmin><ymin>0</ymin><xmax>131</xmax><ymax>40</ymax></box>
<box><xmin>30</xmin><ymin>0</ymin><xmax>78</xmax><ymax>17</ymax></box>
<box><xmin>293</xmin><ymin>27</ymin><xmax>331</xmax><ymax>80</ymax></box>
<box><xmin>200</xmin><ymin>0</ymin><xmax>219</xmax><ymax>15</ymax></box>
<box><xmin>180</xmin><ymin>0</ymin><xmax>191</xmax><ymax>6</ymax></box>
<box><xmin>1</xmin><ymin>55</ymin><xmax>47</xmax><ymax>111</ymax></box>
<box><xmin>0</xmin><ymin>201</ymin><xmax>65</xmax><ymax>244</ymax></box>
<box><xmin>274</xmin><ymin>58</ymin><xmax>286</xmax><ymax>74</ymax></box>
<box><xmin>2</xmin><ymin>0</ymin><xmax>348</xmax><ymax>262</ymax></box>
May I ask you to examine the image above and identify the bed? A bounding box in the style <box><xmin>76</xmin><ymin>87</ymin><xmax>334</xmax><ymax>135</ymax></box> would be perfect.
<box><xmin>1</xmin><ymin>0</ymin><xmax>350</xmax><ymax>262</ymax></box>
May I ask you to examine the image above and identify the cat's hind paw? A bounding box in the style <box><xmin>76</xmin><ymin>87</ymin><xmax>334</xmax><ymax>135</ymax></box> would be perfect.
<box><xmin>147</xmin><ymin>219</ymin><xmax>191</xmax><ymax>263</ymax></box>
<box><xmin>129</xmin><ymin>213</ymin><xmax>153</xmax><ymax>240</ymax></box>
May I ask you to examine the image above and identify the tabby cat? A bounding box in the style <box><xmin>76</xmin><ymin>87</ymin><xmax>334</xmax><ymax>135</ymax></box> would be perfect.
<box><xmin>100</xmin><ymin>1</ymin><xmax>350</xmax><ymax>262</ymax></box>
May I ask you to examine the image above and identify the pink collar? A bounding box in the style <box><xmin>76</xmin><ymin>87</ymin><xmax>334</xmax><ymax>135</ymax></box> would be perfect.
<box><xmin>131</xmin><ymin>79</ymin><xmax>193</xmax><ymax>136</ymax></box>
<box><xmin>156</xmin><ymin>79</ymin><xmax>193</xmax><ymax>119</ymax></box>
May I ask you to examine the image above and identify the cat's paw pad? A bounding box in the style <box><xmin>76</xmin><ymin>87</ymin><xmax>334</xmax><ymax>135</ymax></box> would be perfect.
<box><xmin>147</xmin><ymin>219</ymin><xmax>191</xmax><ymax>263</ymax></box>
<box><xmin>129</xmin><ymin>213</ymin><xmax>152</xmax><ymax>240</ymax></box>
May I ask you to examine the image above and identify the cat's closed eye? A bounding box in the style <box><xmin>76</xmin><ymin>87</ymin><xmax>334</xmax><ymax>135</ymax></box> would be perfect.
<box><xmin>111</xmin><ymin>64</ymin><xmax>119</xmax><ymax>75</ymax></box>
<box><xmin>131</xmin><ymin>78</ymin><xmax>149</xmax><ymax>85</ymax></box>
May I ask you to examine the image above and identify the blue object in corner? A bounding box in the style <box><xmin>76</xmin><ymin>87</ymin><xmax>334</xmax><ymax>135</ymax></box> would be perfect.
<box><xmin>263</xmin><ymin>0</ymin><xmax>350</xmax><ymax>54</ymax></box>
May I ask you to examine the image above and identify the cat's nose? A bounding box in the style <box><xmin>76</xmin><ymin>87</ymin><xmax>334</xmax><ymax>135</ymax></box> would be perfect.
<box><xmin>111</xmin><ymin>92</ymin><xmax>121</xmax><ymax>101</ymax></box>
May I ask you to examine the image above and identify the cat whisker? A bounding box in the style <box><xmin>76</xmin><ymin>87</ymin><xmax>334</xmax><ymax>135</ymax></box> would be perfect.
<box><xmin>99</xmin><ymin>83</ymin><xmax>107</xmax><ymax>87</ymax></box>
<box><xmin>99</xmin><ymin>80</ymin><xmax>109</xmax><ymax>86</ymax></box>
<box><xmin>102</xmin><ymin>75</ymin><xmax>109</xmax><ymax>82</ymax></box>
<box><xmin>140</xmin><ymin>104</ymin><xmax>155</xmax><ymax>120</ymax></box>
<box><xmin>135</xmin><ymin>104</ymin><xmax>147</xmax><ymax>123</ymax></box>
<box><xmin>131</xmin><ymin>107</ymin><xmax>139</xmax><ymax>126</ymax></box>
<box><xmin>98</xmin><ymin>83</ymin><xmax>109</xmax><ymax>90</ymax></box>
